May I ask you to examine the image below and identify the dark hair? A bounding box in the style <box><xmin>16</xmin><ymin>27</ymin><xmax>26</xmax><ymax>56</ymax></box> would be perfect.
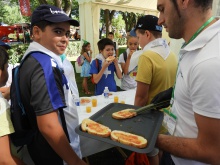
<box><xmin>81</xmin><ymin>42</ymin><xmax>90</xmax><ymax>54</ymax></box>
<box><xmin>0</xmin><ymin>47</ymin><xmax>9</xmax><ymax>71</ymax></box>
<box><xmin>170</xmin><ymin>0</ymin><xmax>212</xmax><ymax>14</ymax></box>
<box><xmin>136</xmin><ymin>29</ymin><xmax>162</xmax><ymax>38</ymax></box>
<box><xmin>31</xmin><ymin>20</ymin><xmax>53</xmax><ymax>32</ymax></box>
<box><xmin>97</xmin><ymin>38</ymin><xmax>114</xmax><ymax>51</ymax></box>
<box><xmin>108</xmin><ymin>32</ymin><xmax>114</xmax><ymax>36</ymax></box>
<box><xmin>193</xmin><ymin>0</ymin><xmax>213</xmax><ymax>10</ymax></box>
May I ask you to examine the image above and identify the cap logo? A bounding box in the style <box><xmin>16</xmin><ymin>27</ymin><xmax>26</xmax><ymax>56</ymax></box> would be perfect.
<box><xmin>138</xmin><ymin>24</ymin><xmax>143</xmax><ymax>27</ymax></box>
<box><xmin>156</xmin><ymin>25</ymin><xmax>162</xmax><ymax>31</ymax></box>
<box><xmin>50</xmin><ymin>8</ymin><xmax>67</xmax><ymax>16</ymax></box>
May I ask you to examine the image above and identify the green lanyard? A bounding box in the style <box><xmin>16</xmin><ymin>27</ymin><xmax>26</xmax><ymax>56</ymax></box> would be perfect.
<box><xmin>181</xmin><ymin>17</ymin><xmax>214</xmax><ymax>48</ymax></box>
<box><xmin>170</xmin><ymin>17</ymin><xmax>215</xmax><ymax>107</ymax></box>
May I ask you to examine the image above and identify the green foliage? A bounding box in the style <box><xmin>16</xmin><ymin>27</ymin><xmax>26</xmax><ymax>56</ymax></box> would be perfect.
<box><xmin>65</xmin><ymin>41</ymin><xmax>81</xmax><ymax>57</ymax></box>
<box><xmin>71</xmin><ymin>0</ymin><xmax>79</xmax><ymax>19</ymax></box>
<box><xmin>8</xmin><ymin>44</ymin><xmax>29</xmax><ymax>64</ymax></box>
<box><xmin>112</xmin><ymin>14</ymin><xmax>125</xmax><ymax>31</ymax></box>
<box><xmin>115</xmin><ymin>37</ymin><xmax>127</xmax><ymax>46</ymax></box>
<box><xmin>0</xmin><ymin>4</ymin><xmax>29</xmax><ymax>24</ymax></box>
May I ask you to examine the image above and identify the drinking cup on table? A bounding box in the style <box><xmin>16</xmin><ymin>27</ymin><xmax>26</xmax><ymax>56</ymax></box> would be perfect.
<box><xmin>91</xmin><ymin>97</ymin><xmax>97</xmax><ymax>107</ymax></box>
<box><xmin>120</xmin><ymin>95</ymin><xmax>126</xmax><ymax>104</ymax></box>
<box><xmin>114</xmin><ymin>95</ymin><xmax>119</xmax><ymax>103</ymax></box>
<box><xmin>86</xmin><ymin>106</ymin><xmax>92</xmax><ymax>113</ymax></box>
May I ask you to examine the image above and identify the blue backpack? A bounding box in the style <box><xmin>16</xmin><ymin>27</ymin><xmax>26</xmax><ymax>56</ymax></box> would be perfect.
<box><xmin>10</xmin><ymin>52</ymin><xmax>70</xmax><ymax>147</ymax></box>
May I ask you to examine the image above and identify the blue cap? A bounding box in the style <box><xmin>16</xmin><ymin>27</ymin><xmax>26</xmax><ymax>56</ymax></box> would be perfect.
<box><xmin>31</xmin><ymin>4</ymin><xmax>79</xmax><ymax>26</ymax></box>
<box><xmin>129</xmin><ymin>29</ymin><xmax>136</xmax><ymax>37</ymax></box>
<box><xmin>0</xmin><ymin>41</ymin><xmax>11</xmax><ymax>49</ymax></box>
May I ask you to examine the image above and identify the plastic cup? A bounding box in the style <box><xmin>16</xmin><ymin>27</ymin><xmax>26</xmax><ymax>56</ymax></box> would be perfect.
<box><xmin>120</xmin><ymin>95</ymin><xmax>126</xmax><ymax>104</ymax></box>
<box><xmin>92</xmin><ymin>97</ymin><xmax>97</xmax><ymax>107</ymax></box>
<box><xmin>86</xmin><ymin>106</ymin><xmax>91</xmax><ymax>113</ymax></box>
<box><xmin>114</xmin><ymin>95</ymin><xmax>119</xmax><ymax>103</ymax></box>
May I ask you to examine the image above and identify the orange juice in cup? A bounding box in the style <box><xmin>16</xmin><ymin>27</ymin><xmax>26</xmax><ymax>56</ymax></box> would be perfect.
<box><xmin>120</xmin><ymin>95</ymin><xmax>126</xmax><ymax>104</ymax></box>
<box><xmin>114</xmin><ymin>95</ymin><xmax>119</xmax><ymax>103</ymax></box>
<box><xmin>86</xmin><ymin>106</ymin><xmax>91</xmax><ymax>113</ymax></box>
<box><xmin>120</xmin><ymin>100</ymin><xmax>125</xmax><ymax>104</ymax></box>
<box><xmin>92</xmin><ymin>98</ymin><xmax>97</xmax><ymax>107</ymax></box>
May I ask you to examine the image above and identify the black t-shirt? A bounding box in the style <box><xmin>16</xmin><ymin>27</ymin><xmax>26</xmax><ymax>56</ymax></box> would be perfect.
<box><xmin>19</xmin><ymin>53</ymin><xmax>66</xmax><ymax>164</ymax></box>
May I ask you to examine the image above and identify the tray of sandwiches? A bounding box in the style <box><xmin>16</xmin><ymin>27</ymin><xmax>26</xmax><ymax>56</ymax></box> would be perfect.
<box><xmin>75</xmin><ymin>103</ymin><xmax>163</xmax><ymax>153</ymax></box>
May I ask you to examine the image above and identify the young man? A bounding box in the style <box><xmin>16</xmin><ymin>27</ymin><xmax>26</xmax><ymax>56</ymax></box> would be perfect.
<box><xmin>0</xmin><ymin>47</ymin><xmax>24</xmax><ymax>165</ymax></box>
<box><xmin>19</xmin><ymin>4</ymin><xmax>86</xmax><ymax>165</ymax></box>
<box><xmin>90</xmin><ymin>38</ymin><xmax>122</xmax><ymax>95</ymax></box>
<box><xmin>134</xmin><ymin>15</ymin><xmax>177</xmax><ymax>165</ymax></box>
<box><xmin>155</xmin><ymin>0</ymin><xmax>220</xmax><ymax>164</ymax></box>
<box><xmin>108</xmin><ymin>32</ymin><xmax>119</xmax><ymax>57</ymax></box>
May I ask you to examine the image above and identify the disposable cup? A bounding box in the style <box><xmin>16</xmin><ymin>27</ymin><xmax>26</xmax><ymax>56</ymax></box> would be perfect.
<box><xmin>114</xmin><ymin>95</ymin><xmax>119</xmax><ymax>103</ymax></box>
<box><xmin>92</xmin><ymin>97</ymin><xmax>97</xmax><ymax>107</ymax></box>
<box><xmin>86</xmin><ymin>106</ymin><xmax>91</xmax><ymax>113</ymax></box>
<box><xmin>120</xmin><ymin>95</ymin><xmax>126</xmax><ymax>104</ymax></box>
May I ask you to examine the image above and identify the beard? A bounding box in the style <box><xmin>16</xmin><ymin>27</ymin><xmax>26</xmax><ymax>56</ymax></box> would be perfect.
<box><xmin>167</xmin><ymin>13</ymin><xmax>185</xmax><ymax>39</ymax></box>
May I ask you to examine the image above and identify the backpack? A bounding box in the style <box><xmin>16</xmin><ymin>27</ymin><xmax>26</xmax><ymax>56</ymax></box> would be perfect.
<box><xmin>10</xmin><ymin>52</ymin><xmax>70</xmax><ymax>147</ymax></box>
<box><xmin>76</xmin><ymin>55</ymin><xmax>84</xmax><ymax>66</ymax></box>
<box><xmin>123</xmin><ymin>51</ymin><xmax>127</xmax><ymax>62</ymax></box>
<box><xmin>91</xmin><ymin>59</ymin><xmax>99</xmax><ymax>84</ymax></box>
<box><xmin>125</xmin><ymin>152</ymin><xmax>150</xmax><ymax>165</ymax></box>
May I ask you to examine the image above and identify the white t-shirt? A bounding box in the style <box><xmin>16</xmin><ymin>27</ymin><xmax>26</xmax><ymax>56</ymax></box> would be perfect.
<box><xmin>118</xmin><ymin>48</ymin><xmax>140</xmax><ymax>90</ymax></box>
<box><xmin>171</xmin><ymin>19</ymin><xmax>220</xmax><ymax>165</ymax></box>
<box><xmin>4</xmin><ymin>63</ymin><xmax>19</xmax><ymax>87</ymax></box>
<box><xmin>63</xmin><ymin>59</ymin><xmax>79</xmax><ymax>99</ymax></box>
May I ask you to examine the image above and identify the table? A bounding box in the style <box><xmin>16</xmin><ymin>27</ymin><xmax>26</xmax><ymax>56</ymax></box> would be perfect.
<box><xmin>77</xmin><ymin>89</ymin><xmax>136</xmax><ymax>157</ymax></box>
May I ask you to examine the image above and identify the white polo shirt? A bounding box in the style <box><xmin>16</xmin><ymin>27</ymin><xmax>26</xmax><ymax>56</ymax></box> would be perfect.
<box><xmin>171</xmin><ymin>19</ymin><xmax>220</xmax><ymax>165</ymax></box>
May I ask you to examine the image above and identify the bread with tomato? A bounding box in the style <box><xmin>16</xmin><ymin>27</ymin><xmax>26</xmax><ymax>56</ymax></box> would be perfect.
<box><xmin>106</xmin><ymin>56</ymin><xmax>115</xmax><ymax>62</ymax></box>
<box><xmin>112</xmin><ymin>109</ymin><xmax>137</xmax><ymax>119</ymax></box>
<box><xmin>81</xmin><ymin>118</ymin><xmax>111</xmax><ymax>137</ymax></box>
<box><xmin>111</xmin><ymin>130</ymin><xmax>147</xmax><ymax>148</ymax></box>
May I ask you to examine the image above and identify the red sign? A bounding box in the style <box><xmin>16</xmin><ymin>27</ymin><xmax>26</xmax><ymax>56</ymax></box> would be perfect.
<box><xmin>19</xmin><ymin>0</ymin><xmax>31</xmax><ymax>16</ymax></box>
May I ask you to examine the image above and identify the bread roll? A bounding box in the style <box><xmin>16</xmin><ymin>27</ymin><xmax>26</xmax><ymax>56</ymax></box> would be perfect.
<box><xmin>111</xmin><ymin>130</ymin><xmax>147</xmax><ymax>148</ymax></box>
<box><xmin>81</xmin><ymin>118</ymin><xmax>111</xmax><ymax>137</ymax></box>
<box><xmin>106</xmin><ymin>56</ymin><xmax>115</xmax><ymax>62</ymax></box>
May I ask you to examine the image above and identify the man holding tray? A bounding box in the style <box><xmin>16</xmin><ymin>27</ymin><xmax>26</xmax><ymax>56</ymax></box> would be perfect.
<box><xmin>154</xmin><ymin>0</ymin><xmax>220</xmax><ymax>165</ymax></box>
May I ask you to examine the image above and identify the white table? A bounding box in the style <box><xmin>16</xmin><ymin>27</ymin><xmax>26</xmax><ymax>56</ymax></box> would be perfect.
<box><xmin>77</xmin><ymin>89</ymin><xmax>136</xmax><ymax>157</ymax></box>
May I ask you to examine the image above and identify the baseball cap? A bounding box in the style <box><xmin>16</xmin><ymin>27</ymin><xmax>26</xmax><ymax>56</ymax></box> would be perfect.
<box><xmin>129</xmin><ymin>28</ymin><xmax>136</xmax><ymax>37</ymax></box>
<box><xmin>135</xmin><ymin>15</ymin><xmax>162</xmax><ymax>32</ymax></box>
<box><xmin>31</xmin><ymin>4</ymin><xmax>79</xmax><ymax>26</ymax></box>
<box><xmin>0</xmin><ymin>41</ymin><xmax>11</xmax><ymax>49</ymax></box>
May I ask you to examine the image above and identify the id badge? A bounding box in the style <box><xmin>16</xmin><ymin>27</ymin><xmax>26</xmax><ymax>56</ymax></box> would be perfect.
<box><xmin>163</xmin><ymin>109</ymin><xmax>177</xmax><ymax>135</ymax></box>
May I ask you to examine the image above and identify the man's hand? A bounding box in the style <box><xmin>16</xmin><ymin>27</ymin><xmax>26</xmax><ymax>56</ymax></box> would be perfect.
<box><xmin>151</xmin><ymin>87</ymin><xmax>173</xmax><ymax>109</ymax></box>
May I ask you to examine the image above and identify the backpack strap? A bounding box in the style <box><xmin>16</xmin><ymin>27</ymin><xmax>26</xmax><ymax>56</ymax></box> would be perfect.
<box><xmin>59</xmin><ymin>108</ymin><xmax>70</xmax><ymax>142</ymax></box>
<box><xmin>95</xmin><ymin>58</ymin><xmax>99</xmax><ymax>71</ymax></box>
<box><xmin>121</xmin><ymin>51</ymin><xmax>128</xmax><ymax>75</ymax></box>
<box><xmin>123</xmin><ymin>51</ymin><xmax>127</xmax><ymax>62</ymax></box>
<box><xmin>113</xmin><ymin>42</ymin><xmax>117</xmax><ymax>51</ymax></box>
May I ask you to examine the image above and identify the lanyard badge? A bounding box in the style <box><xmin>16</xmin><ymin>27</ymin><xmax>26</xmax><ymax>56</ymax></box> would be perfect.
<box><xmin>163</xmin><ymin>108</ymin><xmax>177</xmax><ymax>135</ymax></box>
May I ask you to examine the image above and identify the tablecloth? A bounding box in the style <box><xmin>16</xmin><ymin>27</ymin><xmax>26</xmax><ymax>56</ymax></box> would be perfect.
<box><xmin>78</xmin><ymin>89</ymin><xmax>136</xmax><ymax>157</ymax></box>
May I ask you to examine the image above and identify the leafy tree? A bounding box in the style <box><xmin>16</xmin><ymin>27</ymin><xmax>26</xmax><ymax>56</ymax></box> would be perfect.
<box><xmin>0</xmin><ymin>1</ymin><xmax>28</xmax><ymax>24</ymax></box>
<box><xmin>120</xmin><ymin>11</ymin><xmax>144</xmax><ymax>32</ymax></box>
<box><xmin>104</xmin><ymin>9</ymin><xmax>116</xmax><ymax>37</ymax></box>
<box><xmin>112</xmin><ymin>14</ymin><xmax>125</xmax><ymax>37</ymax></box>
